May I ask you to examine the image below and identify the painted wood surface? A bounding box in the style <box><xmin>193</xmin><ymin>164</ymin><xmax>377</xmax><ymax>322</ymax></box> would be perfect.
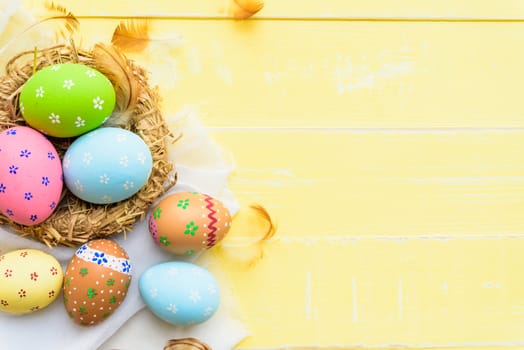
<box><xmin>63</xmin><ymin>19</ymin><xmax>524</xmax><ymax>129</ymax></box>
<box><xmin>22</xmin><ymin>1</ymin><xmax>524</xmax><ymax>349</ymax></box>
<box><xmin>26</xmin><ymin>0</ymin><xmax>524</xmax><ymax>20</ymax></box>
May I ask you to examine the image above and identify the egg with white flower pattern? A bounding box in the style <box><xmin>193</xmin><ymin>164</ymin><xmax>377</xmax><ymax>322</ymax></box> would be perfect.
<box><xmin>62</xmin><ymin>127</ymin><xmax>153</xmax><ymax>204</ymax></box>
<box><xmin>63</xmin><ymin>239</ymin><xmax>132</xmax><ymax>326</ymax></box>
<box><xmin>139</xmin><ymin>261</ymin><xmax>220</xmax><ymax>326</ymax></box>
<box><xmin>19</xmin><ymin>63</ymin><xmax>116</xmax><ymax>138</ymax></box>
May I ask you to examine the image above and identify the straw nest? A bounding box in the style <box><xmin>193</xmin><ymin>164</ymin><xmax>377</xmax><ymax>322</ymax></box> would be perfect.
<box><xmin>0</xmin><ymin>43</ymin><xmax>175</xmax><ymax>247</ymax></box>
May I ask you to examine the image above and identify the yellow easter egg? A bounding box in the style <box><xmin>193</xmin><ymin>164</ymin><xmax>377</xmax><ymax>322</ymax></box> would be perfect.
<box><xmin>0</xmin><ymin>249</ymin><xmax>63</xmax><ymax>314</ymax></box>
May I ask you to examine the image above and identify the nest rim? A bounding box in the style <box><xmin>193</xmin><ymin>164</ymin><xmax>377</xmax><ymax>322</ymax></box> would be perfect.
<box><xmin>0</xmin><ymin>43</ymin><xmax>175</xmax><ymax>247</ymax></box>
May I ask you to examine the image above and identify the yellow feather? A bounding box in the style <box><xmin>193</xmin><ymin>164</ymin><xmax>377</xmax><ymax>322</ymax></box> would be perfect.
<box><xmin>225</xmin><ymin>0</ymin><xmax>265</xmax><ymax>19</ymax></box>
<box><xmin>111</xmin><ymin>19</ymin><xmax>152</xmax><ymax>53</ymax></box>
<box><xmin>111</xmin><ymin>19</ymin><xmax>185</xmax><ymax>54</ymax></box>
<box><xmin>215</xmin><ymin>204</ymin><xmax>276</xmax><ymax>266</ymax></box>
<box><xmin>92</xmin><ymin>43</ymin><xmax>141</xmax><ymax>126</ymax></box>
<box><xmin>37</xmin><ymin>1</ymin><xmax>79</xmax><ymax>42</ymax></box>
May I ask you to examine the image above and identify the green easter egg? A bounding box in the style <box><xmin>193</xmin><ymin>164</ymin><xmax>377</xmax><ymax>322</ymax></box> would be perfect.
<box><xmin>19</xmin><ymin>63</ymin><xmax>116</xmax><ymax>138</ymax></box>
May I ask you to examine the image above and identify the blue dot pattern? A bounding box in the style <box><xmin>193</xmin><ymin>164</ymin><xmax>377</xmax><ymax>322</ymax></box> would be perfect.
<box><xmin>0</xmin><ymin>126</ymin><xmax>63</xmax><ymax>225</ymax></box>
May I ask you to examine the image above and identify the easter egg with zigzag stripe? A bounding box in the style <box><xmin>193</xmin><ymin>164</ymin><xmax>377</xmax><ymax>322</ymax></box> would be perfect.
<box><xmin>148</xmin><ymin>192</ymin><xmax>232</xmax><ymax>256</ymax></box>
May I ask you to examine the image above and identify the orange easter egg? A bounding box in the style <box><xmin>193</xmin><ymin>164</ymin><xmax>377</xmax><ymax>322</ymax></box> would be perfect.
<box><xmin>63</xmin><ymin>239</ymin><xmax>132</xmax><ymax>326</ymax></box>
<box><xmin>148</xmin><ymin>192</ymin><xmax>232</xmax><ymax>256</ymax></box>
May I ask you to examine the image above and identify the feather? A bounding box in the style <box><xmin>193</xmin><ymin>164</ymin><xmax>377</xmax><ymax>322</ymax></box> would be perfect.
<box><xmin>247</xmin><ymin>204</ymin><xmax>276</xmax><ymax>241</ymax></box>
<box><xmin>0</xmin><ymin>1</ymin><xmax>79</xmax><ymax>58</ymax></box>
<box><xmin>41</xmin><ymin>1</ymin><xmax>79</xmax><ymax>41</ymax></box>
<box><xmin>111</xmin><ymin>19</ymin><xmax>185</xmax><ymax>54</ymax></box>
<box><xmin>214</xmin><ymin>204</ymin><xmax>276</xmax><ymax>266</ymax></box>
<box><xmin>92</xmin><ymin>43</ymin><xmax>141</xmax><ymax>126</ymax></box>
<box><xmin>111</xmin><ymin>19</ymin><xmax>152</xmax><ymax>53</ymax></box>
<box><xmin>225</xmin><ymin>0</ymin><xmax>265</xmax><ymax>19</ymax></box>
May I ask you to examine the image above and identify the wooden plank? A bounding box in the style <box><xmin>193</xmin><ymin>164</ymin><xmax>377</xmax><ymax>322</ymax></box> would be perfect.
<box><xmin>206</xmin><ymin>238</ymin><xmax>524</xmax><ymax>348</ymax></box>
<box><xmin>8</xmin><ymin>16</ymin><xmax>524</xmax><ymax>128</ymax></box>
<box><xmin>31</xmin><ymin>0</ymin><xmax>524</xmax><ymax>20</ymax></box>
<box><xmin>208</xmin><ymin>130</ymin><xmax>524</xmax><ymax>238</ymax></box>
<box><xmin>60</xmin><ymin>19</ymin><xmax>524</xmax><ymax>128</ymax></box>
<box><xmin>205</xmin><ymin>129</ymin><xmax>524</xmax><ymax>347</ymax></box>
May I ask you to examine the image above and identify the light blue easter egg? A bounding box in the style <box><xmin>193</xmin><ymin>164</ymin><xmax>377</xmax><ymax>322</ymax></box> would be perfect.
<box><xmin>139</xmin><ymin>261</ymin><xmax>220</xmax><ymax>326</ymax></box>
<box><xmin>62</xmin><ymin>127</ymin><xmax>153</xmax><ymax>204</ymax></box>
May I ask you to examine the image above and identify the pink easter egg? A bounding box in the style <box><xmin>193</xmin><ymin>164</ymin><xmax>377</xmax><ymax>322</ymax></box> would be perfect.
<box><xmin>0</xmin><ymin>126</ymin><xmax>63</xmax><ymax>225</ymax></box>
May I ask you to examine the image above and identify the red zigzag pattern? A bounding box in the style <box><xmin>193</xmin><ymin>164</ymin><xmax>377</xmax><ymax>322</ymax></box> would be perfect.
<box><xmin>204</xmin><ymin>195</ymin><xmax>218</xmax><ymax>248</ymax></box>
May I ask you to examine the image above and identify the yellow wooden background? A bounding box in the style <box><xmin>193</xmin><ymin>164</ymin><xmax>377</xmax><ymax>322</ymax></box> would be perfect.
<box><xmin>19</xmin><ymin>1</ymin><xmax>524</xmax><ymax>349</ymax></box>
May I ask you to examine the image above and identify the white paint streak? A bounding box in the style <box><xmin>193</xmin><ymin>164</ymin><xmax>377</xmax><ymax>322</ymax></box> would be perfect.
<box><xmin>185</xmin><ymin>47</ymin><xmax>202</xmax><ymax>75</ymax></box>
<box><xmin>305</xmin><ymin>272</ymin><xmax>312</xmax><ymax>320</ymax></box>
<box><xmin>216</xmin><ymin>64</ymin><xmax>233</xmax><ymax>85</ymax></box>
<box><xmin>406</xmin><ymin>176</ymin><xmax>524</xmax><ymax>184</ymax></box>
<box><xmin>441</xmin><ymin>281</ymin><xmax>449</xmax><ymax>295</ymax></box>
<box><xmin>398</xmin><ymin>278</ymin><xmax>403</xmax><ymax>320</ymax></box>
<box><xmin>277</xmin><ymin>234</ymin><xmax>524</xmax><ymax>244</ymax></box>
<box><xmin>334</xmin><ymin>54</ymin><xmax>415</xmax><ymax>94</ymax></box>
<box><xmin>264</xmin><ymin>71</ymin><xmax>285</xmax><ymax>86</ymax></box>
<box><xmin>209</xmin><ymin>125</ymin><xmax>524</xmax><ymax>134</ymax></box>
<box><xmin>236</xmin><ymin>167</ymin><xmax>296</xmax><ymax>177</ymax></box>
<box><xmin>352</xmin><ymin>277</ymin><xmax>358</xmax><ymax>323</ymax></box>
<box><xmin>482</xmin><ymin>281</ymin><xmax>501</xmax><ymax>289</ymax></box>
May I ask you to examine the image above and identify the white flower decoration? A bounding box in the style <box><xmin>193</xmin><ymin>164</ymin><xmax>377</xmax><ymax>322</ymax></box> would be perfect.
<box><xmin>137</xmin><ymin>152</ymin><xmax>147</xmax><ymax>165</ymax></box>
<box><xmin>116</xmin><ymin>133</ymin><xmax>127</xmax><ymax>142</ymax></box>
<box><xmin>63</xmin><ymin>155</ymin><xmax>71</xmax><ymax>169</ymax></box>
<box><xmin>203</xmin><ymin>306</ymin><xmax>214</xmax><ymax>317</ymax></box>
<box><xmin>50</xmin><ymin>65</ymin><xmax>61</xmax><ymax>71</ymax></box>
<box><xmin>93</xmin><ymin>96</ymin><xmax>105</xmax><ymax>110</ymax></box>
<box><xmin>75</xmin><ymin>116</ymin><xmax>85</xmax><ymax>128</ymax></box>
<box><xmin>189</xmin><ymin>290</ymin><xmax>201</xmax><ymax>303</ymax></box>
<box><xmin>74</xmin><ymin>180</ymin><xmax>84</xmax><ymax>192</ymax></box>
<box><xmin>49</xmin><ymin>113</ymin><xmax>60</xmax><ymax>124</ymax></box>
<box><xmin>167</xmin><ymin>267</ymin><xmax>179</xmax><ymax>276</ymax></box>
<box><xmin>191</xmin><ymin>267</ymin><xmax>204</xmax><ymax>276</ymax></box>
<box><xmin>208</xmin><ymin>284</ymin><xmax>217</xmax><ymax>295</ymax></box>
<box><xmin>166</xmin><ymin>304</ymin><xmax>178</xmax><ymax>314</ymax></box>
<box><xmin>149</xmin><ymin>288</ymin><xmax>158</xmax><ymax>298</ymax></box>
<box><xmin>101</xmin><ymin>195</ymin><xmax>112</xmax><ymax>203</ymax></box>
<box><xmin>85</xmin><ymin>70</ymin><xmax>96</xmax><ymax>78</ymax></box>
<box><xmin>99</xmin><ymin>174</ymin><xmax>110</xmax><ymax>184</ymax></box>
<box><xmin>123</xmin><ymin>181</ymin><xmax>134</xmax><ymax>190</ymax></box>
<box><xmin>36</xmin><ymin>86</ymin><xmax>45</xmax><ymax>98</ymax></box>
<box><xmin>63</xmin><ymin>79</ymin><xmax>75</xmax><ymax>90</ymax></box>
<box><xmin>119</xmin><ymin>155</ymin><xmax>129</xmax><ymax>167</ymax></box>
<box><xmin>82</xmin><ymin>152</ymin><xmax>93</xmax><ymax>165</ymax></box>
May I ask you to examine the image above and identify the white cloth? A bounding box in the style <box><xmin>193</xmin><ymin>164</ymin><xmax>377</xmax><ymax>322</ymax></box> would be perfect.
<box><xmin>0</xmin><ymin>106</ymin><xmax>247</xmax><ymax>350</ymax></box>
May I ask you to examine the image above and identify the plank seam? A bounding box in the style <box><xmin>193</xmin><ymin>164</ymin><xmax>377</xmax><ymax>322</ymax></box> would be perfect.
<box><xmin>75</xmin><ymin>15</ymin><xmax>524</xmax><ymax>22</ymax></box>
